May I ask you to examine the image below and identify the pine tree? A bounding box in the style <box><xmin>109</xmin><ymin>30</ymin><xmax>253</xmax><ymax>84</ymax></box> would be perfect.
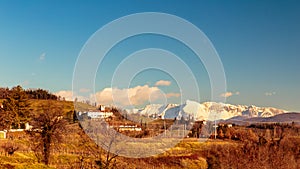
<box><xmin>2</xmin><ymin>85</ymin><xmax>31</xmax><ymax>129</ymax></box>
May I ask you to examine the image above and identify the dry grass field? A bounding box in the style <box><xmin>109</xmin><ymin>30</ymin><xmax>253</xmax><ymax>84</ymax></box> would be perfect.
<box><xmin>1</xmin><ymin>100</ymin><xmax>300</xmax><ymax>169</ymax></box>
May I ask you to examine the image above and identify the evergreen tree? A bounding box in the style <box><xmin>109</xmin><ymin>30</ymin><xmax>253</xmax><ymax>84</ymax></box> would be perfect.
<box><xmin>2</xmin><ymin>85</ymin><xmax>31</xmax><ymax>129</ymax></box>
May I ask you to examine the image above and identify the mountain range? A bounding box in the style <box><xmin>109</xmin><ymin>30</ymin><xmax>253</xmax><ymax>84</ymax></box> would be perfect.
<box><xmin>125</xmin><ymin>100</ymin><xmax>291</xmax><ymax>121</ymax></box>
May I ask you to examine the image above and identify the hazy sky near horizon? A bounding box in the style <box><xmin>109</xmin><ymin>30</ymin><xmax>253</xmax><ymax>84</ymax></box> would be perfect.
<box><xmin>0</xmin><ymin>1</ymin><xmax>300</xmax><ymax>111</ymax></box>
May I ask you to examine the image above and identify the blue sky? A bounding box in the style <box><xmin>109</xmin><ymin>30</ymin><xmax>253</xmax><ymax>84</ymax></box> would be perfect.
<box><xmin>0</xmin><ymin>1</ymin><xmax>300</xmax><ymax>111</ymax></box>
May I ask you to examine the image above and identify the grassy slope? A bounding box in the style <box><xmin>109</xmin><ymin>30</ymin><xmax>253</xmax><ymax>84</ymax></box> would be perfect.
<box><xmin>28</xmin><ymin>100</ymin><xmax>97</xmax><ymax>113</ymax></box>
<box><xmin>1</xmin><ymin>98</ymin><xmax>97</xmax><ymax>112</ymax></box>
<box><xmin>0</xmin><ymin>99</ymin><xmax>97</xmax><ymax>169</ymax></box>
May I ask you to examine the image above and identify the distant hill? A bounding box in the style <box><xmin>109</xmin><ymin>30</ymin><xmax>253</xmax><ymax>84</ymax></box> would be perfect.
<box><xmin>224</xmin><ymin>112</ymin><xmax>300</xmax><ymax>125</ymax></box>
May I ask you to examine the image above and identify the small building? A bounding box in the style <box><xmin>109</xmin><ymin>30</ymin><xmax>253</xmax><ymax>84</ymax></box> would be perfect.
<box><xmin>86</xmin><ymin>111</ymin><xmax>113</xmax><ymax>119</ymax></box>
<box><xmin>9</xmin><ymin>122</ymin><xmax>32</xmax><ymax>132</ymax></box>
<box><xmin>118</xmin><ymin>125</ymin><xmax>142</xmax><ymax>132</ymax></box>
<box><xmin>0</xmin><ymin>130</ymin><xmax>7</xmax><ymax>139</ymax></box>
<box><xmin>217</xmin><ymin>123</ymin><xmax>233</xmax><ymax>128</ymax></box>
<box><xmin>99</xmin><ymin>105</ymin><xmax>106</xmax><ymax>112</ymax></box>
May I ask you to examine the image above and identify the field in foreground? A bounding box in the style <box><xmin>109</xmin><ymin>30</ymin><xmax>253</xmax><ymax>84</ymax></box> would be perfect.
<box><xmin>1</xmin><ymin>121</ymin><xmax>300</xmax><ymax>169</ymax></box>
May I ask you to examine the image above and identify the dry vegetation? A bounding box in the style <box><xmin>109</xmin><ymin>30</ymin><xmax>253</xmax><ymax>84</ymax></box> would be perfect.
<box><xmin>0</xmin><ymin>86</ymin><xmax>300</xmax><ymax>168</ymax></box>
<box><xmin>1</xmin><ymin>119</ymin><xmax>300</xmax><ymax>169</ymax></box>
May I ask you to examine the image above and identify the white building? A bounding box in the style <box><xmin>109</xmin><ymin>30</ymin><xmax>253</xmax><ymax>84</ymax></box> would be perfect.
<box><xmin>99</xmin><ymin>105</ymin><xmax>106</xmax><ymax>112</ymax></box>
<box><xmin>9</xmin><ymin>122</ymin><xmax>32</xmax><ymax>132</ymax></box>
<box><xmin>0</xmin><ymin>130</ymin><xmax>6</xmax><ymax>139</ymax></box>
<box><xmin>118</xmin><ymin>125</ymin><xmax>142</xmax><ymax>132</ymax></box>
<box><xmin>86</xmin><ymin>111</ymin><xmax>113</xmax><ymax>119</ymax></box>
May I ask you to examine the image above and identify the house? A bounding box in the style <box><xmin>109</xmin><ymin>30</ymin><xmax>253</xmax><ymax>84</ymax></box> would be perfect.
<box><xmin>9</xmin><ymin>122</ymin><xmax>32</xmax><ymax>132</ymax></box>
<box><xmin>98</xmin><ymin>105</ymin><xmax>106</xmax><ymax>112</ymax></box>
<box><xmin>219</xmin><ymin>123</ymin><xmax>233</xmax><ymax>128</ymax></box>
<box><xmin>118</xmin><ymin>125</ymin><xmax>142</xmax><ymax>132</ymax></box>
<box><xmin>79</xmin><ymin>111</ymin><xmax>113</xmax><ymax>119</ymax></box>
<box><xmin>0</xmin><ymin>123</ymin><xmax>32</xmax><ymax>139</ymax></box>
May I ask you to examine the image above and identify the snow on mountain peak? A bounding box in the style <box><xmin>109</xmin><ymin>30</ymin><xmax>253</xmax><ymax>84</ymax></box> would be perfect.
<box><xmin>125</xmin><ymin>101</ymin><xmax>286</xmax><ymax>121</ymax></box>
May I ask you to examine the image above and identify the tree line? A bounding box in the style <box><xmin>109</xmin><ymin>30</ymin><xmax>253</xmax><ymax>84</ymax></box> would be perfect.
<box><xmin>0</xmin><ymin>85</ymin><xmax>67</xmax><ymax>166</ymax></box>
<box><xmin>0</xmin><ymin>85</ymin><xmax>58</xmax><ymax>100</ymax></box>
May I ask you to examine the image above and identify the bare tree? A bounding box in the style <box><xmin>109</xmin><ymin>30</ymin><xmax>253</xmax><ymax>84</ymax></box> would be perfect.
<box><xmin>26</xmin><ymin>102</ymin><xmax>67</xmax><ymax>165</ymax></box>
<box><xmin>79</xmin><ymin>120</ymin><xmax>121</xmax><ymax>169</ymax></box>
<box><xmin>98</xmin><ymin>127</ymin><xmax>120</xmax><ymax>169</ymax></box>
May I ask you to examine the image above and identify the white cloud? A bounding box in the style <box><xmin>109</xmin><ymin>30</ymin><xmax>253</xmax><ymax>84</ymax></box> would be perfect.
<box><xmin>265</xmin><ymin>92</ymin><xmax>276</xmax><ymax>96</ymax></box>
<box><xmin>221</xmin><ymin>92</ymin><xmax>233</xmax><ymax>98</ymax></box>
<box><xmin>39</xmin><ymin>53</ymin><xmax>46</xmax><ymax>61</ymax></box>
<box><xmin>155</xmin><ymin>80</ymin><xmax>171</xmax><ymax>86</ymax></box>
<box><xmin>55</xmin><ymin>85</ymin><xmax>180</xmax><ymax>106</ymax></box>
<box><xmin>79</xmin><ymin>88</ymin><xmax>91</xmax><ymax>93</ymax></box>
<box><xmin>54</xmin><ymin>90</ymin><xmax>74</xmax><ymax>101</ymax></box>
<box><xmin>21</xmin><ymin>80</ymin><xmax>29</xmax><ymax>86</ymax></box>
<box><xmin>91</xmin><ymin>85</ymin><xmax>178</xmax><ymax>107</ymax></box>
<box><xmin>166</xmin><ymin>93</ymin><xmax>180</xmax><ymax>98</ymax></box>
<box><xmin>54</xmin><ymin>90</ymin><xmax>89</xmax><ymax>102</ymax></box>
<box><xmin>220</xmin><ymin>91</ymin><xmax>240</xmax><ymax>98</ymax></box>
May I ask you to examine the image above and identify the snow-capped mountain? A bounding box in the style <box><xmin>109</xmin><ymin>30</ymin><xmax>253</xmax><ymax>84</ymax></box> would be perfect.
<box><xmin>126</xmin><ymin>100</ymin><xmax>287</xmax><ymax>121</ymax></box>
